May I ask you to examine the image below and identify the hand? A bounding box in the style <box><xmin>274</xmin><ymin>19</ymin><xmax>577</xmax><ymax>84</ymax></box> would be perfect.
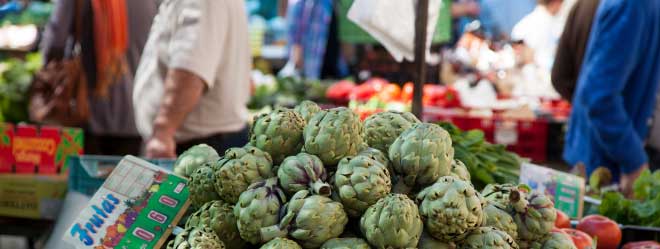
<box><xmin>620</xmin><ymin>164</ymin><xmax>649</xmax><ymax>198</ymax></box>
<box><xmin>145</xmin><ymin>132</ymin><xmax>176</xmax><ymax>159</ymax></box>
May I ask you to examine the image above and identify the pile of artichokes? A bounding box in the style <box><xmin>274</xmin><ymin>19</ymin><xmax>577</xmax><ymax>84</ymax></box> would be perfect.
<box><xmin>169</xmin><ymin>103</ymin><xmax>572</xmax><ymax>249</ymax></box>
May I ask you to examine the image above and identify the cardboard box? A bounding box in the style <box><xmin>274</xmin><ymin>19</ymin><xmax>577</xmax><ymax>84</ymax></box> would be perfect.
<box><xmin>0</xmin><ymin>123</ymin><xmax>83</xmax><ymax>219</ymax></box>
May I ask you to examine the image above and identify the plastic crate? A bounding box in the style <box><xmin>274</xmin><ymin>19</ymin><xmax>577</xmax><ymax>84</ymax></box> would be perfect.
<box><xmin>68</xmin><ymin>155</ymin><xmax>175</xmax><ymax>196</ymax></box>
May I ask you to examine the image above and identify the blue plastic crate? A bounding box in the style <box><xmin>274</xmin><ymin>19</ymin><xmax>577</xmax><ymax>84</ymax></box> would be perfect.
<box><xmin>68</xmin><ymin>155</ymin><xmax>176</xmax><ymax>196</ymax></box>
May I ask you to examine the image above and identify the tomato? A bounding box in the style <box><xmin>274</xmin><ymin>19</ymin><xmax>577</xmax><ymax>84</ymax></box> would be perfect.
<box><xmin>326</xmin><ymin>80</ymin><xmax>356</xmax><ymax>102</ymax></box>
<box><xmin>351</xmin><ymin>78</ymin><xmax>388</xmax><ymax>101</ymax></box>
<box><xmin>622</xmin><ymin>241</ymin><xmax>660</xmax><ymax>249</ymax></box>
<box><xmin>562</xmin><ymin>228</ymin><xmax>594</xmax><ymax>249</ymax></box>
<box><xmin>377</xmin><ymin>84</ymin><xmax>402</xmax><ymax>102</ymax></box>
<box><xmin>402</xmin><ymin>82</ymin><xmax>414</xmax><ymax>102</ymax></box>
<box><xmin>577</xmin><ymin>215</ymin><xmax>622</xmax><ymax>249</ymax></box>
<box><xmin>555</xmin><ymin>209</ymin><xmax>571</xmax><ymax>229</ymax></box>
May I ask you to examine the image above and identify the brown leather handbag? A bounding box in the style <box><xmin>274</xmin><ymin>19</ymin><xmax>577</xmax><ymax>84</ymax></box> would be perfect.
<box><xmin>28</xmin><ymin>0</ymin><xmax>90</xmax><ymax>127</ymax></box>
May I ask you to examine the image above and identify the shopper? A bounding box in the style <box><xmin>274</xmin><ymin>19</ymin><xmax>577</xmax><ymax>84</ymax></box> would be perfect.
<box><xmin>41</xmin><ymin>0</ymin><xmax>157</xmax><ymax>155</ymax></box>
<box><xmin>479</xmin><ymin>0</ymin><xmax>536</xmax><ymax>40</ymax></box>
<box><xmin>511</xmin><ymin>0</ymin><xmax>566</xmax><ymax>71</ymax></box>
<box><xmin>551</xmin><ymin>0</ymin><xmax>600</xmax><ymax>101</ymax></box>
<box><xmin>285</xmin><ymin>0</ymin><xmax>348</xmax><ymax>79</ymax></box>
<box><xmin>563</xmin><ymin>0</ymin><xmax>660</xmax><ymax>197</ymax></box>
<box><xmin>133</xmin><ymin>0</ymin><xmax>251</xmax><ymax>158</ymax></box>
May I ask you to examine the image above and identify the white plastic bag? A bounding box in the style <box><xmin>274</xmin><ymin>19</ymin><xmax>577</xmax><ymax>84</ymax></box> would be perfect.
<box><xmin>347</xmin><ymin>0</ymin><xmax>442</xmax><ymax>62</ymax></box>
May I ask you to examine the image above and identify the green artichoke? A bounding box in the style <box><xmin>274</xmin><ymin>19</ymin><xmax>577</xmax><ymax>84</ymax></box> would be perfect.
<box><xmin>234</xmin><ymin>178</ymin><xmax>287</xmax><ymax>245</ymax></box>
<box><xmin>294</xmin><ymin>100</ymin><xmax>322</xmax><ymax>123</ymax></box>
<box><xmin>483</xmin><ymin>204</ymin><xmax>518</xmax><ymax>240</ymax></box>
<box><xmin>388</xmin><ymin>123</ymin><xmax>453</xmax><ymax>193</ymax></box>
<box><xmin>185</xmin><ymin>200</ymin><xmax>244</xmax><ymax>249</ymax></box>
<box><xmin>481</xmin><ymin>184</ymin><xmax>525</xmax><ymax>209</ymax></box>
<box><xmin>263</xmin><ymin>190</ymin><xmax>348</xmax><ymax>249</ymax></box>
<box><xmin>320</xmin><ymin>238</ymin><xmax>370</xmax><ymax>249</ymax></box>
<box><xmin>260</xmin><ymin>238</ymin><xmax>303</xmax><ymax>249</ymax></box>
<box><xmin>450</xmin><ymin>159</ymin><xmax>471</xmax><ymax>182</ymax></box>
<box><xmin>166</xmin><ymin>226</ymin><xmax>225</xmax><ymax>249</ymax></box>
<box><xmin>460</xmin><ymin>227</ymin><xmax>519</xmax><ymax>249</ymax></box>
<box><xmin>511</xmin><ymin>191</ymin><xmax>557</xmax><ymax>242</ymax></box>
<box><xmin>334</xmin><ymin>153</ymin><xmax>391</xmax><ymax>217</ymax></box>
<box><xmin>303</xmin><ymin>107</ymin><xmax>366</xmax><ymax>166</ymax></box>
<box><xmin>188</xmin><ymin>165</ymin><xmax>221</xmax><ymax>208</ymax></box>
<box><xmin>540</xmin><ymin>232</ymin><xmax>577</xmax><ymax>249</ymax></box>
<box><xmin>417</xmin><ymin>176</ymin><xmax>484</xmax><ymax>242</ymax></box>
<box><xmin>213</xmin><ymin>145</ymin><xmax>274</xmax><ymax>204</ymax></box>
<box><xmin>358</xmin><ymin>148</ymin><xmax>390</xmax><ymax>167</ymax></box>
<box><xmin>418</xmin><ymin>231</ymin><xmax>456</xmax><ymax>249</ymax></box>
<box><xmin>250</xmin><ymin>108</ymin><xmax>306</xmax><ymax>163</ymax></box>
<box><xmin>359</xmin><ymin>194</ymin><xmax>423</xmax><ymax>249</ymax></box>
<box><xmin>174</xmin><ymin>144</ymin><xmax>220</xmax><ymax>177</ymax></box>
<box><xmin>278</xmin><ymin>153</ymin><xmax>331</xmax><ymax>196</ymax></box>
<box><xmin>363</xmin><ymin>111</ymin><xmax>420</xmax><ymax>153</ymax></box>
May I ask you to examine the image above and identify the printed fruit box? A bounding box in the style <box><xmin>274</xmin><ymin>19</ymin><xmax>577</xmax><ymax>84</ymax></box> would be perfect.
<box><xmin>64</xmin><ymin>156</ymin><xmax>190</xmax><ymax>249</ymax></box>
<box><xmin>0</xmin><ymin>122</ymin><xmax>84</xmax><ymax>219</ymax></box>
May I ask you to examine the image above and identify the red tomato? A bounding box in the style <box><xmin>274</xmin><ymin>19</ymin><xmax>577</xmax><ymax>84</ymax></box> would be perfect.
<box><xmin>622</xmin><ymin>241</ymin><xmax>660</xmax><ymax>249</ymax></box>
<box><xmin>377</xmin><ymin>84</ymin><xmax>402</xmax><ymax>102</ymax></box>
<box><xmin>562</xmin><ymin>228</ymin><xmax>594</xmax><ymax>249</ymax></box>
<box><xmin>402</xmin><ymin>82</ymin><xmax>414</xmax><ymax>102</ymax></box>
<box><xmin>555</xmin><ymin>209</ymin><xmax>571</xmax><ymax>229</ymax></box>
<box><xmin>577</xmin><ymin>215</ymin><xmax>622</xmax><ymax>249</ymax></box>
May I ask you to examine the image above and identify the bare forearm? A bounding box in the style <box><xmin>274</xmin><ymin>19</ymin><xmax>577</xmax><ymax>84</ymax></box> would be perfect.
<box><xmin>152</xmin><ymin>68</ymin><xmax>206</xmax><ymax>138</ymax></box>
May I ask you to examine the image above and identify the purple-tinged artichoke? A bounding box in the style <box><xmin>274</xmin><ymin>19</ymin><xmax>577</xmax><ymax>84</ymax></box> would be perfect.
<box><xmin>277</xmin><ymin>153</ymin><xmax>331</xmax><ymax>197</ymax></box>
<box><xmin>233</xmin><ymin>178</ymin><xmax>287</xmax><ymax>245</ymax></box>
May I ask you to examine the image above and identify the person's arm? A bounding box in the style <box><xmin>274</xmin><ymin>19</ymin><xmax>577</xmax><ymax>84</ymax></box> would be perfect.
<box><xmin>551</xmin><ymin>2</ymin><xmax>580</xmax><ymax>101</ymax></box>
<box><xmin>40</xmin><ymin>0</ymin><xmax>75</xmax><ymax>63</ymax></box>
<box><xmin>145</xmin><ymin>0</ymin><xmax>226</xmax><ymax>158</ymax></box>
<box><xmin>574</xmin><ymin>2</ymin><xmax>646</xmax><ymax>177</ymax></box>
<box><xmin>287</xmin><ymin>0</ymin><xmax>305</xmax><ymax>67</ymax></box>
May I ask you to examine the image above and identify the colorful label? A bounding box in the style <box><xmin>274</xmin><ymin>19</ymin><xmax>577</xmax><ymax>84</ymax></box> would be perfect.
<box><xmin>519</xmin><ymin>163</ymin><xmax>585</xmax><ymax>218</ymax></box>
<box><xmin>64</xmin><ymin>156</ymin><xmax>190</xmax><ymax>249</ymax></box>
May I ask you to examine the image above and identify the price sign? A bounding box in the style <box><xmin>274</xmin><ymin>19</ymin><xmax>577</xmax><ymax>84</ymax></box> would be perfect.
<box><xmin>519</xmin><ymin>163</ymin><xmax>585</xmax><ymax>218</ymax></box>
<box><xmin>64</xmin><ymin>156</ymin><xmax>190</xmax><ymax>248</ymax></box>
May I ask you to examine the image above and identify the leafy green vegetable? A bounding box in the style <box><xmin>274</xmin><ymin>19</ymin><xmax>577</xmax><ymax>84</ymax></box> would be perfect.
<box><xmin>599</xmin><ymin>169</ymin><xmax>660</xmax><ymax>227</ymax></box>
<box><xmin>438</xmin><ymin>122</ymin><xmax>524</xmax><ymax>190</ymax></box>
<box><xmin>0</xmin><ymin>52</ymin><xmax>42</xmax><ymax>122</ymax></box>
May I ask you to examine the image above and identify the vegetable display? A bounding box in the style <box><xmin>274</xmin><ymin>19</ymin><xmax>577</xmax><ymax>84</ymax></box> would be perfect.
<box><xmin>168</xmin><ymin>102</ymin><xmax>586</xmax><ymax>249</ymax></box>
<box><xmin>599</xmin><ymin>169</ymin><xmax>660</xmax><ymax>227</ymax></box>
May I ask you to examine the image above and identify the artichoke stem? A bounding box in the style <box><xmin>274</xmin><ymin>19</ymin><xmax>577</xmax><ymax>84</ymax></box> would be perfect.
<box><xmin>311</xmin><ymin>180</ymin><xmax>332</xmax><ymax>196</ymax></box>
<box><xmin>391</xmin><ymin>180</ymin><xmax>412</xmax><ymax>195</ymax></box>
<box><xmin>260</xmin><ymin>225</ymin><xmax>288</xmax><ymax>242</ymax></box>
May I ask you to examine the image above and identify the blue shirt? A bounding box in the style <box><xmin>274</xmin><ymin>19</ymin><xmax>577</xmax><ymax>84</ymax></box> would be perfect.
<box><xmin>479</xmin><ymin>0</ymin><xmax>536</xmax><ymax>39</ymax></box>
<box><xmin>564</xmin><ymin>0</ymin><xmax>660</xmax><ymax>179</ymax></box>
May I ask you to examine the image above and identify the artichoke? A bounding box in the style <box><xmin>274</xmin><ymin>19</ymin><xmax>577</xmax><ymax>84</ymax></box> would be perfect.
<box><xmin>234</xmin><ymin>178</ymin><xmax>287</xmax><ymax>244</ymax></box>
<box><xmin>418</xmin><ymin>231</ymin><xmax>456</xmax><ymax>249</ymax></box>
<box><xmin>460</xmin><ymin>227</ymin><xmax>519</xmax><ymax>249</ymax></box>
<box><xmin>481</xmin><ymin>184</ymin><xmax>525</xmax><ymax>209</ymax></box>
<box><xmin>540</xmin><ymin>232</ymin><xmax>577</xmax><ymax>249</ymax></box>
<box><xmin>213</xmin><ymin>146</ymin><xmax>274</xmax><ymax>204</ymax></box>
<box><xmin>483</xmin><ymin>204</ymin><xmax>518</xmax><ymax>240</ymax></box>
<box><xmin>388</xmin><ymin>123</ymin><xmax>453</xmax><ymax>193</ymax></box>
<box><xmin>450</xmin><ymin>159</ymin><xmax>471</xmax><ymax>182</ymax></box>
<box><xmin>303</xmin><ymin>107</ymin><xmax>366</xmax><ymax>166</ymax></box>
<box><xmin>358</xmin><ymin>147</ymin><xmax>390</xmax><ymax>167</ymax></box>
<box><xmin>260</xmin><ymin>238</ymin><xmax>303</xmax><ymax>249</ymax></box>
<box><xmin>188</xmin><ymin>165</ymin><xmax>221</xmax><ymax>208</ymax></box>
<box><xmin>294</xmin><ymin>100</ymin><xmax>322</xmax><ymax>123</ymax></box>
<box><xmin>278</xmin><ymin>153</ymin><xmax>331</xmax><ymax>196</ymax></box>
<box><xmin>166</xmin><ymin>226</ymin><xmax>225</xmax><ymax>249</ymax></box>
<box><xmin>263</xmin><ymin>190</ymin><xmax>348</xmax><ymax>248</ymax></box>
<box><xmin>334</xmin><ymin>153</ymin><xmax>391</xmax><ymax>217</ymax></box>
<box><xmin>417</xmin><ymin>176</ymin><xmax>484</xmax><ymax>242</ymax></box>
<box><xmin>510</xmin><ymin>191</ymin><xmax>557</xmax><ymax>242</ymax></box>
<box><xmin>359</xmin><ymin>194</ymin><xmax>423</xmax><ymax>249</ymax></box>
<box><xmin>363</xmin><ymin>111</ymin><xmax>420</xmax><ymax>153</ymax></box>
<box><xmin>320</xmin><ymin>238</ymin><xmax>370</xmax><ymax>249</ymax></box>
<box><xmin>185</xmin><ymin>201</ymin><xmax>244</xmax><ymax>249</ymax></box>
<box><xmin>250</xmin><ymin>108</ymin><xmax>306</xmax><ymax>163</ymax></box>
<box><xmin>173</xmin><ymin>144</ymin><xmax>219</xmax><ymax>177</ymax></box>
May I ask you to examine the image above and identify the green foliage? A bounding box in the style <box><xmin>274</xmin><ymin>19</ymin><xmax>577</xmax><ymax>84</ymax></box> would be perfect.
<box><xmin>599</xmin><ymin>169</ymin><xmax>660</xmax><ymax>227</ymax></box>
<box><xmin>0</xmin><ymin>52</ymin><xmax>43</xmax><ymax>122</ymax></box>
<box><xmin>248</xmin><ymin>76</ymin><xmax>330</xmax><ymax>109</ymax></box>
<box><xmin>437</xmin><ymin>122</ymin><xmax>523</xmax><ymax>190</ymax></box>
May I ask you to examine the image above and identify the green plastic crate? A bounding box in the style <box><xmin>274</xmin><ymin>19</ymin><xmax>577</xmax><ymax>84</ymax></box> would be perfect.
<box><xmin>337</xmin><ymin>0</ymin><xmax>452</xmax><ymax>44</ymax></box>
<box><xmin>68</xmin><ymin>155</ymin><xmax>175</xmax><ymax>196</ymax></box>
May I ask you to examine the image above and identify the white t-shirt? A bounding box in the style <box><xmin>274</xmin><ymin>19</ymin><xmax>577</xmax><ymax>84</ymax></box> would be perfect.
<box><xmin>511</xmin><ymin>6</ymin><xmax>565</xmax><ymax>71</ymax></box>
<box><xmin>133</xmin><ymin>0</ymin><xmax>250</xmax><ymax>142</ymax></box>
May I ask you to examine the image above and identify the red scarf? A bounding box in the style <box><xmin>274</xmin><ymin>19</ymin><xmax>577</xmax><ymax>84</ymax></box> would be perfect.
<box><xmin>91</xmin><ymin>0</ymin><xmax>128</xmax><ymax>97</ymax></box>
